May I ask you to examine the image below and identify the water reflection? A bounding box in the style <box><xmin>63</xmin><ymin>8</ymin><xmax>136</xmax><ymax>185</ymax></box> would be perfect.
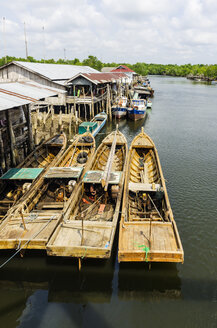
<box><xmin>118</xmin><ymin>262</ymin><xmax>181</xmax><ymax>301</ymax></box>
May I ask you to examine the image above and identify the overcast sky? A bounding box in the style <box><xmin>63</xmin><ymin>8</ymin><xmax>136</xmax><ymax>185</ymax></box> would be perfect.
<box><xmin>1</xmin><ymin>0</ymin><xmax>217</xmax><ymax>64</ymax></box>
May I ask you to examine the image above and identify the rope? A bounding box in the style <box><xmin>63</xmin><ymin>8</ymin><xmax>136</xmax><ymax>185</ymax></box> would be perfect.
<box><xmin>148</xmin><ymin>194</ymin><xmax>164</xmax><ymax>221</ymax></box>
<box><xmin>64</xmin><ymin>194</ymin><xmax>104</xmax><ymax>223</ymax></box>
<box><xmin>81</xmin><ymin>248</ymin><xmax>87</xmax><ymax>259</ymax></box>
<box><xmin>0</xmin><ymin>215</ymin><xmax>57</xmax><ymax>269</ymax></box>
<box><xmin>138</xmin><ymin>245</ymin><xmax>150</xmax><ymax>262</ymax></box>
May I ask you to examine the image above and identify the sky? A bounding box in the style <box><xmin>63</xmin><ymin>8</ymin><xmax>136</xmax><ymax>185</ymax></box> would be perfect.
<box><xmin>1</xmin><ymin>0</ymin><xmax>217</xmax><ymax>65</ymax></box>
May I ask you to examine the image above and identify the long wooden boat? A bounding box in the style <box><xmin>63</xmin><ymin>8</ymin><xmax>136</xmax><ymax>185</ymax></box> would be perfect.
<box><xmin>0</xmin><ymin>134</ymin><xmax>67</xmax><ymax>220</ymax></box>
<box><xmin>118</xmin><ymin>128</ymin><xmax>184</xmax><ymax>263</ymax></box>
<box><xmin>0</xmin><ymin>133</ymin><xmax>95</xmax><ymax>250</ymax></box>
<box><xmin>46</xmin><ymin>129</ymin><xmax>128</xmax><ymax>260</ymax></box>
<box><xmin>78</xmin><ymin>112</ymin><xmax>107</xmax><ymax>137</ymax></box>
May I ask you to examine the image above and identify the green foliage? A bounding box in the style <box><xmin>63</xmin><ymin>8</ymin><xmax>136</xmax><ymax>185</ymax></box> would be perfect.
<box><xmin>0</xmin><ymin>55</ymin><xmax>216</xmax><ymax>79</ymax></box>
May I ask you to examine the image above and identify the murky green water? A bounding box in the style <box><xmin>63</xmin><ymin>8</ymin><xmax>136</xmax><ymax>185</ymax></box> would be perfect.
<box><xmin>0</xmin><ymin>76</ymin><xmax>216</xmax><ymax>328</ymax></box>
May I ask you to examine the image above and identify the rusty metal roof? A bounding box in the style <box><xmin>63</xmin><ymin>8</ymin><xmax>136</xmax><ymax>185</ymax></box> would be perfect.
<box><xmin>111</xmin><ymin>65</ymin><xmax>135</xmax><ymax>73</ymax></box>
<box><xmin>67</xmin><ymin>72</ymin><xmax>129</xmax><ymax>85</ymax></box>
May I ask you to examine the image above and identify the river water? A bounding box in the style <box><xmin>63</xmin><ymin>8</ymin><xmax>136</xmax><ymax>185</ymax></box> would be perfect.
<box><xmin>0</xmin><ymin>76</ymin><xmax>216</xmax><ymax>328</ymax></box>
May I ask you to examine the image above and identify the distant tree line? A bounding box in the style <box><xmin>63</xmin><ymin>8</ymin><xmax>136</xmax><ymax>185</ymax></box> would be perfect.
<box><xmin>0</xmin><ymin>55</ymin><xmax>217</xmax><ymax>80</ymax></box>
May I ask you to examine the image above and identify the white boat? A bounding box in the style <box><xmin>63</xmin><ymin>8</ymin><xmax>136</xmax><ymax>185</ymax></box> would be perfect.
<box><xmin>112</xmin><ymin>97</ymin><xmax>128</xmax><ymax>119</ymax></box>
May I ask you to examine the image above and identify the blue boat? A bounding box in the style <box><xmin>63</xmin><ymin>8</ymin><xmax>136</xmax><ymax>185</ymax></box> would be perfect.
<box><xmin>78</xmin><ymin>112</ymin><xmax>107</xmax><ymax>137</ymax></box>
<box><xmin>127</xmin><ymin>99</ymin><xmax>146</xmax><ymax>121</ymax></box>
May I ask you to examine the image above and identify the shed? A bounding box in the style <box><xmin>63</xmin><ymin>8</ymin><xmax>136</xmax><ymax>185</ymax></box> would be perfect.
<box><xmin>0</xmin><ymin>81</ymin><xmax>66</xmax><ymax>172</ymax></box>
<box><xmin>0</xmin><ymin>61</ymin><xmax>99</xmax><ymax>91</ymax></box>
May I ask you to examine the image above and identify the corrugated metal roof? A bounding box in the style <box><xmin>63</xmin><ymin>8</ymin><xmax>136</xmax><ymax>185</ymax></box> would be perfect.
<box><xmin>101</xmin><ymin>67</ymin><xmax>117</xmax><ymax>72</ymax></box>
<box><xmin>14</xmin><ymin>61</ymin><xmax>99</xmax><ymax>81</ymax></box>
<box><xmin>0</xmin><ymin>81</ymin><xmax>66</xmax><ymax>111</ymax></box>
<box><xmin>0</xmin><ymin>92</ymin><xmax>31</xmax><ymax>111</ymax></box>
<box><xmin>67</xmin><ymin>72</ymin><xmax>129</xmax><ymax>85</ymax></box>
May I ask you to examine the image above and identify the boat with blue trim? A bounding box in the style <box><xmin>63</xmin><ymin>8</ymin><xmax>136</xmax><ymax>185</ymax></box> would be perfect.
<box><xmin>78</xmin><ymin>112</ymin><xmax>107</xmax><ymax>137</ymax></box>
<box><xmin>127</xmin><ymin>99</ymin><xmax>147</xmax><ymax>121</ymax></box>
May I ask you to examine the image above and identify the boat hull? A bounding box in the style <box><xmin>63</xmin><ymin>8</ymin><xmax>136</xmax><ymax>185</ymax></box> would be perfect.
<box><xmin>128</xmin><ymin>109</ymin><xmax>146</xmax><ymax>121</ymax></box>
<box><xmin>118</xmin><ymin>129</ymin><xmax>184</xmax><ymax>263</ymax></box>
<box><xmin>47</xmin><ymin>130</ymin><xmax>128</xmax><ymax>259</ymax></box>
<box><xmin>0</xmin><ymin>133</ymin><xmax>95</xmax><ymax>251</ymax></box>
<box><xmin>112</xmin><ymin>107</ymin><xmax>127</xmax><ymax>119</ymax></box>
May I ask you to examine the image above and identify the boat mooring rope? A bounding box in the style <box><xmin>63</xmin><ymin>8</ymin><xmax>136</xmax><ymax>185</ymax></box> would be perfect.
<box><xmin>0</xmin><ymin>215</ymin><xmax>57</xmax><ymax>269</ymax></box>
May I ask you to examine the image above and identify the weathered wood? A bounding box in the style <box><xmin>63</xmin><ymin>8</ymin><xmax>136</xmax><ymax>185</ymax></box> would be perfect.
<box><xmin>23</xmin><ymin>104</ymin><xmax>34</xmax><ymax>152</ymax></box>
<box><xmin>118</xmin><ymin>128</ymin><xmax>184</xmax><ymax>263</ymax></box>
<box><xmin>0</xmin><ymin>132</ymin><xmax>95</xmax><ymax>251</ymax></box>
<box><xmin>46</xmin><ymin>130</ymin><xmax>128</xmax><ymax>259</ymax></box>
<box><xmin>0</xmin><ymin>130</ymin><xmax>6</xmax><ymax>171</ymax></box>
<box><xmin>101</xmin><ymin>128</ymin><xmax>117</xmax><ymax>191</ymax></box>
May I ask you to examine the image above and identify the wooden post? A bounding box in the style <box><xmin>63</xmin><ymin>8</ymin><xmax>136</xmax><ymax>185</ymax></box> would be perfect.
<box><xmin>0</xmin><ymin>130</ymin><xmax>6</xmax><ymax>172</ymax></box>
<box><xmin>75</xmin><ymin>111</ymin><xmax>78</xmax><ymax>134</ymax></box>
<box><xmin>6</xmin><ymin>109</ymin><xmax>17</xmax><ymax>167</ymax></box>
<box><xmin>106</xmin><ymin>84</ymin><xmax>112</xmax><ymax>121</ymax></box>
<box><xmin>43</xmin><ymin>111</ymin><xmax>46</xmax><ymax>131</ymax></box>
<box><xmin>36</xmin><ymin>106</ymin><xmax>40</xmax><ymax>126</ymax></box>
<box><xmin>91</xmin><ymin>88</ymin><xmax>94</xmax><ymax>118</ymax></box>
<box><xmin>59</xmin><ymin>109</ymin><xmax>62</xmax><ymax>131</ymax></box>
<box><xmin>83</xmin><ymin>87</ymin><xmax>87</xmax><ymax>121</ymax></box>
<box><xmin>22</xmin><ymin>105</ymin><xmax>34</xmax><ymax>152</ymax></box>
<box><xmin>109</xmin><ymin>85</ymin><xmax>112</xmax><ymax>120</ymax></box>
<box><xmin>68</xmin><ymin>106</ymin><xmax>72</xmax><ymax>138</ymax></box>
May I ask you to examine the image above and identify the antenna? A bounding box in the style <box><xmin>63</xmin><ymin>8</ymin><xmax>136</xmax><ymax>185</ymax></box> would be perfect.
<box><xmin>2</xmin><ymin>17</ymin><xmax>7</xmax><ymax>64</ymax></box>
<box><xmin>24</xmin><ymin>22</ymin><xmax>28</xmax><ymax>58</ymax></box>
<box><xmin>42</xmin><ymin>26</ymin><xmax>45</xmax><ymax>62</ymax></box>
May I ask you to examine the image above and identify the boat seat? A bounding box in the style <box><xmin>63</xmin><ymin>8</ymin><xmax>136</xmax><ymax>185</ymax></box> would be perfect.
<box><xmin>129</xmin><ymin>182</ymin><xmax>162</xmax><ymax>192</ymax></box>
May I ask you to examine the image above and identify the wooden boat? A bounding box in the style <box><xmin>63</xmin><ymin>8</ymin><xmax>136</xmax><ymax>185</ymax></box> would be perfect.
<box><xmin>47</xmin><ymin>128</ymin><xmax>128</xmax><ymax>260</ymax></box>
<box><xmin>0</xmin><ymin>133</ymin><xmax>95</xmax><ymax>250</ymax></box>
<box><xmin>0</xmin><ymin>134</ymin><xmax>67</xmax><ymax>220</ymax></box>
<box><xmin>127</xmin><ymin>99</ymin><xmax>146</xmax><ymax>121</ymax></box>
<box><xmin>112</xmin><ymin>97</ymin><xmax>128</xmax><ymax>119</ymax></box>
<box><xmin>78</xmin><ymin>112</ymin><xmax>107</xmax><ymax>137</ymax></box>
<box><xmin>118</xmin><ymin>128</ymin><xmax>184</xmax><ymax>263</ymax></box>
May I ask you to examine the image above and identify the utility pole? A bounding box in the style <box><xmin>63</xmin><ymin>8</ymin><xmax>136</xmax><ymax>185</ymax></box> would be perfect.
<box><xmin>64</xmin><ymin>48</ymin><xmax>66</xmax><ymax>61</ymax></box>
<box><xmin>42</xmin><ymin>26</ymin><xmax>45</xmax><ymax>62</ymax></box>
<box><xmin>24</xmin><ymin>22</ymin><xmax>28</xmax><ymax>58</ymax></box>
<box><xmin>2</xmin><ymin>17</ymin><xmax>7</xmax><ymax>64</ymax></box>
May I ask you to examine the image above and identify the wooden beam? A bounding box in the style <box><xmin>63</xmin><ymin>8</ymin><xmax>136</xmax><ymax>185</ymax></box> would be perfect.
<box><xmin>6</xmin><ymin>109</ymin><xmax>17</xmax><ymax>167</ymax></box>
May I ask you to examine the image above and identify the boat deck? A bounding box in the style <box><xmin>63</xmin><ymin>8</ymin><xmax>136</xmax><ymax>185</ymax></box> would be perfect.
<box><xmin>47</xmin><ymin>220</ymin><xmax>115</xmax><ymax>258</ymax></box>
<box><xmin>118</xmin><ymin>221</ymin><xmax>183</xmax><ymax>263</ymax></box>
<box><xmin>0</xmin><ymin>211</ymin><xmax>62</xmax><ymax>250</ymax></box>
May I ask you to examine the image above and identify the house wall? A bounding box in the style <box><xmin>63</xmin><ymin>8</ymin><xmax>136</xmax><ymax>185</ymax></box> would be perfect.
<box><xmin>0</xmin><ymin>64</ymin><xmax>66</xmax><ymax>91</ymax></box>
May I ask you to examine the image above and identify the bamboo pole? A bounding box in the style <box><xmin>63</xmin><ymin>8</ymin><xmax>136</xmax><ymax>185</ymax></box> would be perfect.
<box><xmin>101</xmin><ymin>127</ymin><xmax>118</xmax><ymax>191</ymax></box>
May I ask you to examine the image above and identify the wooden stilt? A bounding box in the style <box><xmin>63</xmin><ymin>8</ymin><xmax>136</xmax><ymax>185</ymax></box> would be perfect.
<box><xmin>59</xmin><ymin>109</ymin><xmax>62</xmax><ymax>131</ymax></box>
<box><xmin>0</xmin><ymin>130</ymin><xmax>6</xmax><ymax>171</ymax></box>
<box><xmin>6</xmin><ymin>109</ymin><xmax>17</xmax><ymax>167</ymax></box>
<box><xmin>78</xmin><ymin>257</ymin><xmax>81</xmax><ymax>271</ymax></box>
<box><xmin>24</xmin><ymin>105</ymin><xmax>34</xmax><ymax>152</ymax></box>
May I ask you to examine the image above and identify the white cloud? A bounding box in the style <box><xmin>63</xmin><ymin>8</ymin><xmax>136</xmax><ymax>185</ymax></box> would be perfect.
<box><xmin>0</xmin><ymin>0</ymin><xmax>217</xmax><ymax>64</ymax></box>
